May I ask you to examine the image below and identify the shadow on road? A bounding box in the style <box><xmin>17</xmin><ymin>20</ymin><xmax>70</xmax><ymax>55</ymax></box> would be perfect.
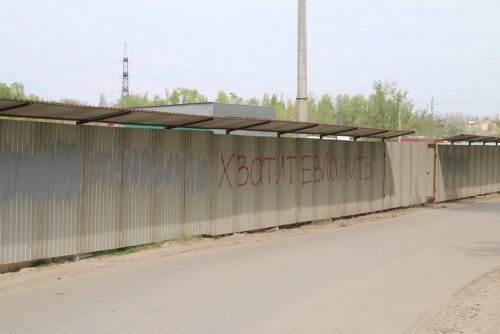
<box><xmin>445</xmin><ymin>202</ymin><xmax>500</xmax><ymax>217</ymax></box>
<box><xmin>453</xmin><ymin>241</ymin><xmax>500</xmax><ymax>258</ymax></box>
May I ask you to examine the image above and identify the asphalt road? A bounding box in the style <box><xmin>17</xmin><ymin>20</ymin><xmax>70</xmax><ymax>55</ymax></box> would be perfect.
<box><xmin>1</xmin><ymin>200</ymin><xmax>500</xmax><ymax>334</ymax></box>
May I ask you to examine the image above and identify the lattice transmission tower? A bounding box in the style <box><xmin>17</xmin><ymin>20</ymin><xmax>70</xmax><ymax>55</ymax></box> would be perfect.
<box><xmin>122</xmin><ymin>43</ymin><xmax>129</xmax><ymax>98</ymax></box>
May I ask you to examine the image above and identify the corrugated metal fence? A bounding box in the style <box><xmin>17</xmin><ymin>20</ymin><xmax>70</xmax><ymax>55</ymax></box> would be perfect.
<box><xmin>2</xmin><ymin>119</ymin><xmax>494</xmax><ymax>266</ymax></box>
<box><xmin>436</xmin><ymin>144</ymin><xmax>500</xmax><ymax>202</ymax></box>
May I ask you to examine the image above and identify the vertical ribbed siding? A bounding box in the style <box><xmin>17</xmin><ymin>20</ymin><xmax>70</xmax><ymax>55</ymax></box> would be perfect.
<box><xmin>1</xmin><ymin>119</ymin><xmax>436</xmax><ymax>266</ymax></box>
<box><xmin>274</xmin><ymin>137</ymin><xmax>297</xmax><ymax>228</ymax></box>
<box><xmin>81</xmin><ymin>126</ymin><xmax>123</xmax><ymax>253</ymax></box>
<box><xmin>156</xmin><ymin>130</ymin><xmax>183</xmax><ymax>240</ymax></box>
<box><xmin>122</xmin><ymin>128</ymin><xmax>153</xmax><ymax>247</ymax></box>
<box><xmin>382</xmin><ymin>142</ymin><xmax>428</xmax><ymax>209</ymax></box>
<box><xmin>436</xmin><ymin>145</ymin><xmax>500</xmax><ymax>202</ymax></box>
<box><xmin>0</xmin><ymin>121</ymin><xmax>82</xmax><ymax>264</ymax></box>
<box><xmin>183</xmin><ymin>131</ymin><xmax>211</xmax><ymax>236</ymax></box>
<box><xmin>208</xmin><ymin>137</ymin><xmax>416</xmax><ymax>231</ymax></box>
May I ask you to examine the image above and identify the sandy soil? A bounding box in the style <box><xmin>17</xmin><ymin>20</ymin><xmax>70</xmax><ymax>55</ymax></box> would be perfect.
<box><xmin>1</xmin><ymin>193</ymin><xmax>499</xmax><ymax>333</ymax></box>
<box><xmin>409</xmin><ymin>266</ymin><xmax>500</xmax><ymax>334</ymax></box>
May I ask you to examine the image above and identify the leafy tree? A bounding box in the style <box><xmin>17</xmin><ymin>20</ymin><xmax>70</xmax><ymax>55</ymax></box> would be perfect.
<box><xmin>308</xmin><ymin>94</ymin><xmax>334</xmax><ymax>124</ymax></box>
<box><xmin>229</xmin><ymin>92</ymin><xmax>244</xmax><ymax>104</ymax></box>
<box><xmin>169</xmin><ymin>88</ymin><xmax>206</xmax><ymax>104</ymax></box>
<box><xmin>306</xmin><ymin>94</ymin><xmax>318</xmax><ymax>122</ymax></box>
<box><xmin>434</xmin><ymin>113</ymin><xmax>468</xmax><ymax>137</ymax></box>
<box><xmin>215</xmin><ymin>90</ymin><xmax>230</xmax><ymax>103</ymax></box>
<box><xmin>406</xmin><ymin>107</ymin><xmax>436</xmax><ymax>137</ymax></box>
<box><xmin>5</xmin><ymin>80</ymin><xmax>499</xmax><ymax>139</ymax></box>
<box><xmin>98</xmin><ymin>93</ymin><xmax>107</xmax><ymax>107</ymax></box>
<box><xmin>261</xmin><ymin>94</ymin><xmax>271</xmax><ymax>106</ymax></box>
<box><xmin>0</xmin><ymin>82</ymin><xmax>26</xmax><ymax>99</ymax></box>
<box><xmin>367</xmin><ymin>80</ymin><xmax>412</xmax><ymax>130</ymax></box>
<box><xmin>152</xmin><ymin>94</ymin><xmax>165</xmax><ymax>106</ymax></box>
<box><xmin>246</xmin><ymin>97</ymin><xmax>260</xmax><ymax>106</ymax></box>
<box><xmin>263</xmin><ymin>94</ymin><xmax>295</xmax><ymax>121</ymax></box>
<box><xmin>334</xmin><ymin>94</ymin><xmax>354</xmax><ymax>125</ymax></box>
<box><xmin>26</xmin><ymin>94</ymin><xmax>40</xmax><ymax>101</ymax></box>
<box><xmin>339</xmin><ymin>94</ymin><xmax>368</xmax><ymax>126</ymax></box>
<box><xmin>115</xmin><ymin>94</ymin><xmax>150</xmax><ymax>108</ymax></box>
<box><xmin>167</xmin><ymin>90</ymin><xmax>180</xmax><ymax>105</ymax></box>
<box><xmin>283</xmin><ymin>99</ymin><xmax>297</xmax><ymax>121</ymax></box>
<box><xmin>115</xmin><ymin>87</ymin><xmax>205</xmax><ymax>107</ymax></box>
<box><xmin>0</xmin><ymin>81</ymin><xmax>39</xmax><ymax>100</ymax></box>
<box><xmin>60</xmin><ymin>98</ymin><xmax>86</xmax><ymax>105</ymax></box>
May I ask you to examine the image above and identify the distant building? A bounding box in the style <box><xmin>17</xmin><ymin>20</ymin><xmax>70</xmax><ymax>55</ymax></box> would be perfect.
<box><xmin>468</xmin><ymin>119</ymin><xmax>498</xmax><ymax>134</ymax></box>
<box><xmin>135</xmin><ymin>103</ymin><xmax>276</xmax><ymax>137</ymax></box>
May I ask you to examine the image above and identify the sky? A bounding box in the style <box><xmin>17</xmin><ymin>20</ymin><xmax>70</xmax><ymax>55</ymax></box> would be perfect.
<box><xmin>1</xmin><ymin>0</ymin><xmax>500</xmax><ymax>117</ymax></box>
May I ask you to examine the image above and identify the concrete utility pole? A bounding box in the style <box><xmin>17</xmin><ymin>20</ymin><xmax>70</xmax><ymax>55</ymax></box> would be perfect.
<box><xmin>431</xmin><ymin>95</ymin><xmax>435</xmax><ymax>138</ymax></box>
<box><xmin>398</xmin><ymin>98</ymin><xmax>402</xmax><ymax>142</ymax></box>
<box><xmin>297</xmin><ymin>0</ymin><xmax>308</xmax><ymax>123</ymax></box>
<box><xmin>398</xmin><ymin>99</ymin><xmax>402</xmax><ymax>131</ymax></box>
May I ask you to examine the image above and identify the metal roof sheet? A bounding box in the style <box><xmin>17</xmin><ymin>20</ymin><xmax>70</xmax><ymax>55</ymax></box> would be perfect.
<box><xmin>188</xmin><ymin>118</ymin><xmax>269</xmax><ymax>131</ymax></box>
<box><xmin>0</xmin><ymin>98</ymin><xmax>415</xmax><ymax>140</ymax></box>
<box><xmin>443</xmin><ymin>134</ymin><xmax>500</xmax><ymax>144</ymax></box>
<box><xmin>334</xmin><ymin>128</ymin><xmax>386</xmax><ymax>138</ymax></box>
<box><xmin>295</xmin><ymin>124</ymin><xmax>355</xmax><ymax>136</ymax></box>
<box><xmin>371</xmin><ymin>130</ymin><xmax>416</xmax><ymax>139</ymax></box>
<box><xmin>103</xmin><ymin>111</ymin><xmax>210</xmax><ymax>128</ymax></box>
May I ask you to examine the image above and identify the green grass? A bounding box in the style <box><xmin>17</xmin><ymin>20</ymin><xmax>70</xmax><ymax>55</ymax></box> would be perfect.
<box><xmin>178</xmin><ymin>234</ymin><xmax>203</xmax><ymax>242</ymax></box>
<box><xmin>96</xmin><ymin>241</ymin><xmax>164</xmax><ymax>258</ymax></box>
<box><xmin>4</xmin><ymin>235</ymin><xmax>222</xmax><ymax>273</ymax></box>
<box><xmin>92</xmin><ymin>234</ymin><xmax>207</xmax><ymax>259</ymax></box>
<box><xmin>35</xmin><ymin>262</ymin><xmax>57</xmax><ymax>268</ymax></box>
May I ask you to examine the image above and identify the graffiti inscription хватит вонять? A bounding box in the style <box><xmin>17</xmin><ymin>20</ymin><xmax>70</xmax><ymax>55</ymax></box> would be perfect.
<box><xmin>218</xmin><ymin>153</ymin><xmax>373</xmax><ymax>189</ymax></box>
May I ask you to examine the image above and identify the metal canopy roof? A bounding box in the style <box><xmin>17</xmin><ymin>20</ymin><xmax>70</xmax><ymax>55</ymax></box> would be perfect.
<box><xmin>443</xmin><ymin>134</ymin><xmax>500</xmax><ymax>144</ymax></box>
<box><xmin>0</xmin><ymin>98</ymin><xmax>414</xmax><ymax>141</ymax></box>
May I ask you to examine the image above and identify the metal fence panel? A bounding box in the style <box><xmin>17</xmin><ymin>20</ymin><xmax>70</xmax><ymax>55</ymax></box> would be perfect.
<box><xmin>436</xmin><ymin>145</ymin><xmax>500</xmax><ymax>202</ymax></box>
<box><xmin>1</xmin><ymin>120</ymin><xmax>430</xmax><ymax>265</ymax></box>
<box><xmin>0</xmin><ymin>121</ymin><xmax>81</xmax><ymax>264</ymax></box>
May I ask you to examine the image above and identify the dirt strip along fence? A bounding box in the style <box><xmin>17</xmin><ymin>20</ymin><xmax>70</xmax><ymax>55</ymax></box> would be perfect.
<box><xmin>0</xmin><ymin>119</ymin><xmax>498</xmax><ymax>266</ymax></box>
